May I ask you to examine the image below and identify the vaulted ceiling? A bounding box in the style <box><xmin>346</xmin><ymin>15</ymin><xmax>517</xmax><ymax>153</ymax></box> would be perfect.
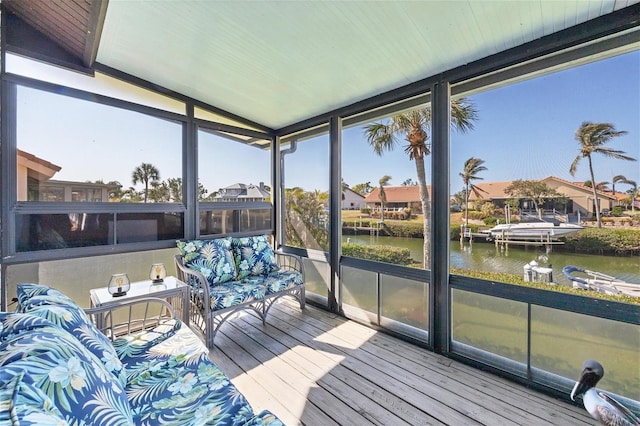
<box><xmin>4</xmin><ymin>0</ymin><xmax>639</xmax><ymax>130</ymax></box>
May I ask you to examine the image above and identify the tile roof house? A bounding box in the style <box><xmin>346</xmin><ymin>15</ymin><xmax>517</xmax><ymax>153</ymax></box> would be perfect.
<box><xmin>468</xmin><ymin>176</ymin><xmax>619</xmax><ymax>216</ymax></box>
<box><xmin>364</xmin><ymin>185</ymin><xmax>430</xmax><ymax>213</ymax></box>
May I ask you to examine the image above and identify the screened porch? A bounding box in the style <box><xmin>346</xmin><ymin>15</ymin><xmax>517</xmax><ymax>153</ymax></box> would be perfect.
<box><xmin>1</xmin><ymin>1</ymin><xmax>639</xmax><ymax>424</ymax></box>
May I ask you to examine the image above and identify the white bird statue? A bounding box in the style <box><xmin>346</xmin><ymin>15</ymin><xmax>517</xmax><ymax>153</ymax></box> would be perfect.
<box><xmin>571</xmin><ymin>359</ymin><xmax>640</xmax><ymax>426</ymax></box>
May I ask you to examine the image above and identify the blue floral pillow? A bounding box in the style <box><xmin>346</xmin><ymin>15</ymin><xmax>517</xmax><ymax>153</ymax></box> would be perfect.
<box><xmin>16</xmin><ymin>282</ymin><xmax>56</xmax><ymax>306</ymax></box>
<box><xmin>177</xmin><ymin>238</ymin><xmax>237</xmax><ymax>285</ymax></box>
<box><xmin>0</xmin><ymin>312</ymin><xmax>134</xmax><ymax>425</ymax></box>
<box><xmin>17</xmin><ymin>283</ymin><xmax>127</xmax><ymax>387</ymax></box>
<box><xmin>231</xmin><ymin>235</ymin><xmax>280</xmax><ymax>279</ymax></box>
<box><xmin>0</xmin><ymin>370</ymin><xmax>67</xmax><ymax>425</ymax></box>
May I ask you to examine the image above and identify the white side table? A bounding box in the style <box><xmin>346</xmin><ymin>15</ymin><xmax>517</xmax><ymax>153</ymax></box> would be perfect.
<box><xmin>89</xmin><ymin>276</ymin><xmax>189</xmax><ymax>329</ymax></box>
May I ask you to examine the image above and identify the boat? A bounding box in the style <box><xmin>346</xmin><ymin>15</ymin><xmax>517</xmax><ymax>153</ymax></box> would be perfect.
<box><xmin>483</xmin><ymin>221</ymin><xmax>583</xmax><ymax>241</ymax></box>
<box><xmin>562</xmin><ymin>265</ymin><xmax>640</xmax><ymax>298</ymax></box>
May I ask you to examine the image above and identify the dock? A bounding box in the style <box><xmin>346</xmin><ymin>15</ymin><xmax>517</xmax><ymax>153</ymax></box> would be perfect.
<box><xmin>460</xmin><ymin>224</ymin><xmax>565</xmax><ymax>253</ymax></box>
<box><xmin>490</xmin><ymin>231</ymin><xmax>565</xmax><ymax>251</ymax></box>
<box><xmin>460</xmin><ymin>225</ymin><xmax>489</xmax><ymax>242</ymax></box>
<box><xmin>350</xmin><ymin>217</ymin><xmax>383</xmax><ymax>236</ymax></box>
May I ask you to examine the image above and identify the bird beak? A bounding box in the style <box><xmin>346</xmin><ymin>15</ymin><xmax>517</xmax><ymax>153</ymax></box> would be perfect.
<box><xmin>570</xmin><ymin>373</ymin><xmax>589</xmax><ymax>401</ymax></box>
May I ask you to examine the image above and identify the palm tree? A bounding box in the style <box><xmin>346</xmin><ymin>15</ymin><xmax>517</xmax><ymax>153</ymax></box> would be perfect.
<box><xmin>364</xmin><ymin>98</ymin><xmax>477</xmax><ymax>267</ymax></box>
<box><xmin>378</xmin><ymin>175</ymin><xmax>392</xmax><ymax>221</ymax></box>
<box><xmin>624</xmin><ymin>180</ymin><xmax>638</xmax><ymax>213</ymax></box>
<box><xmin>612</xmin><ymin>174</ymin><xmax>628</xmax><ymax>195</ymax></box>
<box><xmin>132</xmin><ymin>162</ymin><xmax>160</xmax><ymax>203</ymax></box>
<box><xmin>612</xmin><ymin>176</ymin><xmax>638</xmax><ymax>213</ymax></box>
<box><xmin>121</xmin><ymin>186</ymin><xmax>142</xmax><ymax>203</ymax></box>
<box><xmin>459</xmin><ymin>157</ymin><xmax>487</xmax><ymax>227</ymax></box>
<box><xmin>583</xmin><ymin>180</ymin><xmax>610</xmax><ymax>191</ymax></box>
<box><xmin>570</xmin><ymin>122</ymin><xmax>634</xmax><ymax>228</ymax></box>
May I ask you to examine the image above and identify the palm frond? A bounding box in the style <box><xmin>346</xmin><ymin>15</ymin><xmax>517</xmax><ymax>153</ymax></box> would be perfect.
<box><xmin>364</xmin><ymin>122</ymin><xmax>396</xmax><ymax>156</ymax></box>
<box><xmin>451</xmin><ymin>98</ymin><xmax>478</xmax><ymax>133</ymax></box>
<box><xmin>569</xmin><ymin>155</ymin><xmax>581</xmax><ymax>176</ymax></box>
<box><xmin>403</xmin><ymin>142</ymin><xmax>429</xmax><ymax>160</ymax></box>
<box><xmin>612</xmin><ymin>174</ymin><xmax>628</xmax><ymax>184</ymax></box>
<box><xmin>592</xmin><ymin>147</ymin><xmax>637</xmax><ymax>162</ymax></box>
<box><xmin>460</xmin><ymin>157</ymin><xmax>487</xmax><ymax>184</ymax></box>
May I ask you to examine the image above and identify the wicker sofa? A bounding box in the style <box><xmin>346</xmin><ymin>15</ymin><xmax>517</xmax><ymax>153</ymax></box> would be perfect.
<box><xmin>174</xmin><ymin>235</ymin><xmax>305</xmax><ymax>348</ymax></box>
<box><xmin>0</xmin><ymin>283</ymin><xmax>284</xmax><ymax>426</ymax></box>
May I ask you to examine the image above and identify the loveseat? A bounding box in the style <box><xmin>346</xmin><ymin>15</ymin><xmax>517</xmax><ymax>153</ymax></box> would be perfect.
<box><xmin>174</xmin><ymin>235</ymin><xmax>305</xmax><ymax>348</ymax></box>
<box><xmin>0</xmin><ymin>283</ymin><xmax>284</xmax><ymax>425</ymax></box>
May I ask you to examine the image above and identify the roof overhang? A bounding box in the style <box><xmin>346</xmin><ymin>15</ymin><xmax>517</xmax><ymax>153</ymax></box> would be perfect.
<box><xmin>3</xmin><ymin>1</ymin><xmax>640</xmax><ymax>131</ymax></box>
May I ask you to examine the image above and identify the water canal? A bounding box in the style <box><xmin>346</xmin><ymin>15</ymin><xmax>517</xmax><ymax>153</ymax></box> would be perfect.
<box><xmin>343</xmin><ymin>234</ymin><xmax>640</xmax><ymax>287</ymax></box>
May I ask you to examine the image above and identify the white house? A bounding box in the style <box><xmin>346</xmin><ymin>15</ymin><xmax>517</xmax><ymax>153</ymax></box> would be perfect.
<box><xmin>215</xmin><ymin>182</ymin><xmax>270</xmax><ymax>202</ymax></box>
<box><xmin>342</xmin><ymin>187</ymin><xmax>366</xmax><ymax>210</ymax></box>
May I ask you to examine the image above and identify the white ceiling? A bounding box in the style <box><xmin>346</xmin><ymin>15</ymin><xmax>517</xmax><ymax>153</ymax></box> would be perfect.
<box><xmin>97</xmin><ymin>1</ymin><xmax>638</xmax><ymax>130</ymax></box>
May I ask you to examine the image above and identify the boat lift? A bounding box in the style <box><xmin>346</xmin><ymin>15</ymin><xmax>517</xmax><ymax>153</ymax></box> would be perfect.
<box><xmin>523</xmin><ymin>260</ymin><xmax>554</xmax><ymax>284</ymax></box>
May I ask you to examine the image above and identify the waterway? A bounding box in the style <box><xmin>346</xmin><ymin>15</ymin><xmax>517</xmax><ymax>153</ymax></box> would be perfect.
<box><xmin>343</xmin><ymin>234</ymin><xmax>640</xmax><ymax>287</ymax></box>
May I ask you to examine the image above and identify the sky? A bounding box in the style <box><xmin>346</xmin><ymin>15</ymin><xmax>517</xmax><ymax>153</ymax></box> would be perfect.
<box><xmin>15</xmin><ymin>50</ymin><xmax>640</xmax><ymax>197</ymax></box>
<box><xmin>293</xmin><ymin>50</ymin><xmax>640</xmax><ymax>194</ymax></box>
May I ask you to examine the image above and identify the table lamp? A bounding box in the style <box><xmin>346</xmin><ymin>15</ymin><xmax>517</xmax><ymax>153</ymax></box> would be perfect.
<box><xmin>109</xmin><ymin>273</ymin><xmax>130</xmax><ymax>297</ymax></box>
<box><xmin>150</xmin><ymin>263</ymin><xmax>167</xmax><ymax>283</ymax></box>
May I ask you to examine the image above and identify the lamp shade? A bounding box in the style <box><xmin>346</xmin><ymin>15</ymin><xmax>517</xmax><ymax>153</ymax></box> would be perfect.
<box><xmin>108</xmin><ymin>273</ymin><xmax>130</xmax><ymax>297</ymax></box>
<box><xmin>150</xmin><ymin>263</ymin><xmax>167</xmax><ymax>283</ymax></box>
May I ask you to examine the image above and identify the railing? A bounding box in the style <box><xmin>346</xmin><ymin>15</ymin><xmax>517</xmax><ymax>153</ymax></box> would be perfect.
<box><xmin>450</xmin><ymin>274</ymin><xmax>639</xmax><ymax>411</ymax></box>
<box><xmin>283</xmin><ymin>247</ymin><xmax>640</xmax><ymax>411</ymax></box>
<box><xmin>519</xmin><ymin>209</ymin><xmax>569</xmax><ymax>223</ymax></box>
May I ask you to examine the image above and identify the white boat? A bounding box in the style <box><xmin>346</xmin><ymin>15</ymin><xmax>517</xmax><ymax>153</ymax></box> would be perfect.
<box><xmin>483</xmin><ymin>221</ymin><xmax>583</xmax><ymax>241</ymax></box>
<box><xmin>563</xmin><ymin>265</ymin><xmax>640</xmax><ymax>298</ymax></box>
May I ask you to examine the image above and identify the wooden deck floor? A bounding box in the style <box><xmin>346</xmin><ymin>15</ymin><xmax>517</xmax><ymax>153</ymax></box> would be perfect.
<box><xmin>208</xmin><ymin>300</ymin><xmax>595</xmax><ymax>426</ymax></box>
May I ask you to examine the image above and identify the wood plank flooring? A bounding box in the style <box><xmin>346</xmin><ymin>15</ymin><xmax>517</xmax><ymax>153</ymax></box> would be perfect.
<box><xmin>208</xmin><ymin>300</ymin><xmax>596</xmax><ymax>426</ymax></box>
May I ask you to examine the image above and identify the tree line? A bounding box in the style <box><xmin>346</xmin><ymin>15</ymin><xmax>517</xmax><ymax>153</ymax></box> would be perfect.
<box><xmin>100</xmin><ymin>163</ymin><xmax>210</xmax><ymax>202</ymax></box>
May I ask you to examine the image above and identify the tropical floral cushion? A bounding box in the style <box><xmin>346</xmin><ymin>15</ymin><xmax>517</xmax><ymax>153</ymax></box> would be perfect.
<box><xmin>0</xmin><ymin>370</ymin><xmax>67</xmax><ymax>425</ymax></box>
<box><xmin>178</xmin><ymin>238</ymin><xmax>237</xmax><ymax>285</ymax></box>
<box><xmin>16</xmin><ymin>283</ymin><xmax>127</xmax><ymax>387</ymax></box>
<box><xmin>112</xmin><ymin>319</ymin><xmax>183</xmax><ymax>365</ymax></box>
<box><xmin>4</xmin><ymin>285</ymin><xmax>287</xmax><ymax>426</ymax></box>
<box><xmin>244</xmin><ymin>410</ymin><xmax>286</xmax><ymax>426</ymax></box>
<box><xmin>120</xmin><ymin>322</ymin><xmax>257</xmax><ymax>425</ymax></box>
<box><xmin>118</xmin><ymin>323</ymin><xmax>207</xmax><ymax>366</ymax></box>
<box><xmin>15</xmin><ymin>282</ymin><xmax>55</xmax><ymax>306</ymax></box>
<box><xmin>231</xmin><ymin>235</ymin><xmax>280</xmax><ymax>279</ymax></box>
<box><xmin>210</xmin><ymin>282</ymin><xmax>267</xmax><ymax>310</ymax></box>
<box><xmin>126</xmin><ymin>352</ymin><xmax>257</xmax><ymax>425</ymax></box>
<box><xmin>0</xmin><ymin>312</ymin><xmax>133</xmax><ymax>425</ymax></box>
<box><xmin>243</xmin><ymin>270</ymin><xmax>304</xmax><ymax>294</ymax></box>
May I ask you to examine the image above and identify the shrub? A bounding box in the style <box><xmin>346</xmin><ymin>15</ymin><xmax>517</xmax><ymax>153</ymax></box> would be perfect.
<box><xmin>483</xmin><ymin>217</ymin><xmax>498</xmax><ymax>226</ymax></box>
<box><xmin>563</xmin><ymin>228</ymin><xmax>640</xmax><ymax>255</ymax></box>
<box><xmin>342</xmin><ymin>242</ymin><xmax>413</xmax><ymax>265</ymax></box>
<box><xmin>480</xmin><ymin>202</ymin><xmax>496</xmax><ymax>217</ymax></box>
<box><xmin>360</xmin><ymin>207</ymin><xmax>371</xmax><ymax>215</ymax></box>
<box><xmin>611</xmin><ymin>206</ymin><xmax>625</xmax><ymax>217</ymax></box>
<box><xmin>467</xmin><ymin>211</ymin><xmax>485</xmax><ymax>220</ymax></box>
<box><xmin>384</xmin><ymin>222</ymin><xmax>423</xmax><ymax>237</ymax></box>
<box><xmin>343</xmin><ymin>219</ymin><xmax>374</xmax><ymax>228</ymax></box>
<box><xmin>450</xmin><ymin>267</ymin><xmax>639</xmax><ymax>305</ymax></box>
